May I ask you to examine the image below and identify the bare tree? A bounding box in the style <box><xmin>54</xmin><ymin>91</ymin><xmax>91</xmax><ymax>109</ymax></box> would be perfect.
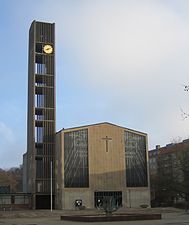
<box><xmin>181</xmin><ymin>84</ymin><xmax>189</xmax><ymax>119</ymax></box>
<box><xmin>0</xmin><ymin>166</ymin><xmax>23</xmax><ymax>193</ymax></box>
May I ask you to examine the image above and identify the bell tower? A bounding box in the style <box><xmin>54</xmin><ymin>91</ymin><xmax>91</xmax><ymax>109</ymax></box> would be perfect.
<box><xmin>26</xmin><ymin>21</ymin><xmax>56</xmax><ymax>209</ymax></box>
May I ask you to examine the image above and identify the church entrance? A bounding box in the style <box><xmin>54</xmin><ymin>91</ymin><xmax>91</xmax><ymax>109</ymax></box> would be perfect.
<box><xmin>35</xmin><ymin>195</ymin><xmax>54</xmax><ymax>209</ymax></box>
<box><xmin>94</xmin><ymin>191</ymin><xmax>122</xmax><ymax>208</ymax></box>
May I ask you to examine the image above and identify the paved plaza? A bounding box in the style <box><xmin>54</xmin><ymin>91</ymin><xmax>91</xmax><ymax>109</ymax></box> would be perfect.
<box><xmin>0</xmin><ymin>207</ymin><xmax>189</xmax><ymax>225</ymax></box>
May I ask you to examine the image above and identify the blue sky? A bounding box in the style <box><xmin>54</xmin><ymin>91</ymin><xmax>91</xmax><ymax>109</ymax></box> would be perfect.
<box><xmin>0</xmin><ymin>0</ymin><xmax>189</xmax><ymax>168</ymax></box>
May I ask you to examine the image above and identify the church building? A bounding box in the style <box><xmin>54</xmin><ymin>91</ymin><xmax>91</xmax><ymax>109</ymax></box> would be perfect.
<box><xmin>23</xmin><ymin>20</ymin><xmax>150</xmax><ymax>209</ymax></box>
<box><xmin>55</xmin><ymin>122</ymin><xmax>150</xmax><ymax>209</ymax></box>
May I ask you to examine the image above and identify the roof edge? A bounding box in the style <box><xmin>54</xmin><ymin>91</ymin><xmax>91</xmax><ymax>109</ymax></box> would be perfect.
<box><xmin>56</xmin><ymin>122</ymin><xmax>147</xmax><ymax>136</ymax></box>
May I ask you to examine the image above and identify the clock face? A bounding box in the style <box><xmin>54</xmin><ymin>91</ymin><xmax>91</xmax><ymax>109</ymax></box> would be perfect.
<box><xmin>43</xmin><ymin>44</ymin><xmax>53</xmax><ymax>54</ymax></box>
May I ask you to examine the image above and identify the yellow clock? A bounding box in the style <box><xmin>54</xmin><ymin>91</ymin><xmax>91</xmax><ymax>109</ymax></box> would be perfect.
<box><xmin>43</xmin><ymin>44</ymin><xmax>53</xmax><ymax>54</ymax></box>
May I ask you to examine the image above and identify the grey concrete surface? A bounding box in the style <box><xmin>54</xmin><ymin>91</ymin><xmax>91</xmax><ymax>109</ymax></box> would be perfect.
<box><xmin>0</xmin><ymin>208</ymin><xmax>189</xmax><ymax>225</ymax></box>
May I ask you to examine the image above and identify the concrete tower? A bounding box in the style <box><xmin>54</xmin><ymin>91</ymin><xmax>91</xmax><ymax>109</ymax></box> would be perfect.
<box><xmin>23</xmin><ymin>21</ymin><xmax>56</xmax><ymax>209</ymax></box>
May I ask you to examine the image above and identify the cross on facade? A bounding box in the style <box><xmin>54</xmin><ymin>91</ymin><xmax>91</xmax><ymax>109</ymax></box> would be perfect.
<box><xmin>102</xmin><ymin>136</ymin><xmax>112</xmax><ymax>152</ymax></box>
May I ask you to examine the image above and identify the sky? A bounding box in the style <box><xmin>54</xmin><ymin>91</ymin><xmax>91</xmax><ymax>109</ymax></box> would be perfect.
<box><xmin>0</xmin><ymin>0</ymin><xmax>189</xmax><ymax>168</ymax></box>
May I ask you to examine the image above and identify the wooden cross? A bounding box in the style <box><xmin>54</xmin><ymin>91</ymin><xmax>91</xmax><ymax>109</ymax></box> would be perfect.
<box><xmin>102</xmin><ymin>136</ymin><xmax>112</xmax><ymax>152</ymax></box>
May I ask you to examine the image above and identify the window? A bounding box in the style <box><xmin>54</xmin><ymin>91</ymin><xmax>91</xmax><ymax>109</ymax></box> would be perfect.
<box><xmin>37</xmin><ymin>182</ymin><xmax>42</xmax><ymax>192</ymax></box>
<box><xmin>36</xmin><ymin>43</ymin><xmax>43</xmax><ymax>53</ymax></box>
<box><xmin>64</xmin><ymin>129</ymin><xmax>89</xmax><ymax>188</ymax></box>
<box><xmin>35</xmin><ymin>94</ymin><xmax>44</xmax><ymax>108</ymax></box>
<box><xmin>35</xmin><ymin>55</ymin><xmax>54</xmax><ymax>75</ymax></box>
<box><xmin>35</xmin><ymin>127</ymin><xmax>43</xmax><ymax>143</ymax></box>
<box><xmin>124</xmin><ymin>131</ymin><xmax>148</xmax><ymax>187</ymax></box>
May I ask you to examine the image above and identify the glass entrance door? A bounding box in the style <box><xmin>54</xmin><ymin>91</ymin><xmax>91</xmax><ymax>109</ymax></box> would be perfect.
<box><xmin>94</xmin><ymin>191</ymin><xmax>122</xmax><ymax>208</ymax></box>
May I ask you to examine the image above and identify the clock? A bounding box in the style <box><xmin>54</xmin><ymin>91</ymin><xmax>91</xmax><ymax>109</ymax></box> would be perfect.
<box><xmin>43</xmin><ymin>44</ymin><xmax>53</xmax><ymax>54</ymax></box>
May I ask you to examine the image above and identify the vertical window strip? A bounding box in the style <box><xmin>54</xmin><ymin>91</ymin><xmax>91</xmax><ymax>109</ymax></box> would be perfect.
<box><xmin>124</xmin><ymin>131</ymin><xmax>148</xmax><ymax>187</ymax></box>
<box><xmin>64</xmin><ymin>129</ymin><xmax>89</xmax><ymax>188</ymax></box>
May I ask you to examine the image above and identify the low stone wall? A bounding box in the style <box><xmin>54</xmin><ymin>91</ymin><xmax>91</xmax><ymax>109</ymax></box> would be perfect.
<box><xmin>0</xmin><ymin>193</ymin><xmax>31</xmax><ymax>210</ymax></box>
<box><xmin>0</xmin><ymin>204</ymin><xmax>30</xmax><ymax>211</ymax></box>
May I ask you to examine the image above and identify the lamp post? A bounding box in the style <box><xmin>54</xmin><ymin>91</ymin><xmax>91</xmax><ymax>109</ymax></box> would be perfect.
<box><xmin>129</xmin><ymin>189</ymin><xmax>131</xmax><ymax>208</ymax></box>
<box><xmin>51</xmin><ymin>160</ymin><xmax>52</xmax><ymax>211</ymax></box>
